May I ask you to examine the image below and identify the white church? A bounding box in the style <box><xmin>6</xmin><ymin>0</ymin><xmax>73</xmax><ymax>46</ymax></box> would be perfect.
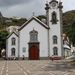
<box><xmin>6</xmin><ymin>0</ymin><xmax>64</xmax><ymax>60</ymax></box>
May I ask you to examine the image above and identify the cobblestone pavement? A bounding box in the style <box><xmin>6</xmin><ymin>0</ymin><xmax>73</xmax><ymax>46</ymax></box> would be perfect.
<box><xmin>0</xmin><ymin>60</ymin><xmax>75</xmax><ymax>75</ymax></box>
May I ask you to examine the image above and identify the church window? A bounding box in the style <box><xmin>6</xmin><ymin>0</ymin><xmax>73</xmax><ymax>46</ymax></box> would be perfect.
<box><xmin>11</xmin><ymin>38</ymin><xmax>16</xmax><ymax>45</ymax></box>
<box><xmin>51</xmin><ymin>11</ymin><xmax>57</xmax><ymax>24</ymax></box>
<box><xmin>53</xmin><ymin>35</ymin><xmax>57</xmax><ymax>44</ymax></box>
<box><xmin>11</xmin><ymin>48</ymin><xmax>15</xmax><ymax>56</ymax></box>
<box><xmin>53</xmin><ymin>47</ymin><xmax>58</xmax><ymax>55</ymax></box>
<box><xmin>22</xmin><ymin>47</ymin><xmax>26</xmax><ymax>53</ymax></box>
<box><xmin>30</xmin><ymin>29</ymin><xmax>38</xmax><ymax>42</ymax></box>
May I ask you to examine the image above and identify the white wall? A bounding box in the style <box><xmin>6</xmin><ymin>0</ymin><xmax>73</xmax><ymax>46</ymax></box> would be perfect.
<box><xmin>19</xmin><ymin>19</ymin><xmax>48</xmax><ymax>58</ymax></box>
<box><xmin>49</xmin><ymin>3</ymin><xmax>62</xmax><ymax>57</ymax></box>
<box><xmin>7</xmin><ymin>33</ymin><xmax>18</xmax><ymax>58</ymax></box>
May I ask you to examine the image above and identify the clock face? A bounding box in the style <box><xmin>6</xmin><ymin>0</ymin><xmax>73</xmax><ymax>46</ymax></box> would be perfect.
<box><xmin>51</xmin><ymin>2</ymin><xmax>56</xmax><ymax>7</ymax></box>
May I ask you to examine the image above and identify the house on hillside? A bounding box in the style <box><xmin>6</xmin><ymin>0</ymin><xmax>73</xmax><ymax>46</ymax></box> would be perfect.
<box><xmin>6</xmin><ymin>26</ymin><xmax>19</xmax><ymax>33</ymax></box>
<box><xmin>63</xmin><ymin>34</ymin><xmax>71</xmax><ymax>58</ymax></box>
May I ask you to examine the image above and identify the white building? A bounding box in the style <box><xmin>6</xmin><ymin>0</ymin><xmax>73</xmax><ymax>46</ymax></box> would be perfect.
<box><xmin>6</xmin><ymin>26</ymin><xmax>19</xmax><ymax>33</ymax></box>
<box><xmin>63</xmin><ymin>34</ymin><xmax>71</xmax><ymax>58</ymax></box>
<box><xmin>6</xmin><ymin>0</ymin><xmax>63</xmax><ymax>60</ymax></box>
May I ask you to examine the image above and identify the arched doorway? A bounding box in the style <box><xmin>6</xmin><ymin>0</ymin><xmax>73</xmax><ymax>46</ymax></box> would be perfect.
<box><xmin>29</xmin><ymin>46</ymin><xmax>39</xmax><ymax>60</ymax></box>
<box><xmin>11</xmin><ymin>48</ymin><xmax>16</xmax><ymax>56</ymax></box>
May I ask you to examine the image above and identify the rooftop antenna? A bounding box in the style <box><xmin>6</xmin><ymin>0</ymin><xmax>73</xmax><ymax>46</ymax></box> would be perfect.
<box><xmin>33</xmin><ymin>28</ymin><xmax>34</xmax><ymax>30</ymax></box>
<box><xmin>33</xmin><ymin>12</ymin><xmax>35</xmax><ymax>16</ymax></box>
<box><xmin>59</xmin><ymin>0</ymin><xmax>61</xmax><ymax>2</ymax></box>
<box><xmin>46</xmin><ymin>0</ymin><xmax>48</xmax><ymax>4</ymax></box>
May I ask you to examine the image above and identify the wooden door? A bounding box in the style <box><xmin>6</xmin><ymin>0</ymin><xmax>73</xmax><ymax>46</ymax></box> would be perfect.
<box><xmin>29</xmin><ymin>46</ymin><xmax>39</xmax><ymax>60</ymax></box>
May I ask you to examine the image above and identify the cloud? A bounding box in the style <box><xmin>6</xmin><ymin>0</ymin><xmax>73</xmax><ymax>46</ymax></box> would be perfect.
<box><xmin>2</xmin><ymin>0</ymin><xmax>44</xmax><ymax>18</ymax></box>
<box><xmin>62</xmin><ymin>0</ymin><xmax>75</xmax><ymax>12</ymax></box>
<box><xmin>0</xmin><ymin>0</ymin><xmax>75</xmax><ymax>18</ymax></box>
<box><xmin>0</xmin><ymin>0</ymin><xmax>33</xmax><ymax>7</ymax></box>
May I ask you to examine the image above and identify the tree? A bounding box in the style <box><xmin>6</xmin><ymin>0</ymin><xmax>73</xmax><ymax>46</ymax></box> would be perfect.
<box><xmin>37</xmin><ymin>15</ymin><xmax>46</xmax><ymax>21</ymax></box>
<box><xmin>0</xmin><ymin>30</ymin><xmax>9</xmax><ymax>49</ymax></box>
<box><xmin>67</xmin><ymin>21</ymin><xmax>75</xmax><ymax>46</ymax></box>
<box><xmin>0</xmin><ymin>30</ymin><xmax>9</xmax><ymax>57</ymax></box>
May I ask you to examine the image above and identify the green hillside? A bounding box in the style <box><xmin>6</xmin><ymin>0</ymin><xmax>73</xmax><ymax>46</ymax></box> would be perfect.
<box><xmin>0</xmin><ymin>10</ymin><xmax>75</xmax><ymax>50</ymax></box>
<box><xmin>0</xmin><ymin>17</ymin><xmax>27</xmax><ymax>31</ymax></box>
<box><xmin>63</xmin><ymin>10</ymin><xmax>75</xmax><ymax>32</ymax></box>
<box><xmin>0</xmin><ymin>10</ymin><xmax>74</xmax><ymax>32</ymax></box>
<box><xmin>63</xmin><ymin>10</ymin><xmax>75</xmax><ymax>45</ymax></box>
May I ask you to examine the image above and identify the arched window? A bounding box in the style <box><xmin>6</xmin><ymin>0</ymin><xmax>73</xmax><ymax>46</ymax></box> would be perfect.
<box><xmin>11</xmin><ymin>48</ymin><xmax>15</xmax><ymax>56</ymax></box>
<box><xmin>30</xmin><ymin>29</ymin><xmax>38</xmax><ymax>42</ymax></box>
<box><xmin>52</xmin><ymin>11</ymin><xmax>57</xmax><ymax>24</ymax></box>
<box><xmin>53</xmin><ymin>47</ymin><xmax>58</xmax><ymax>55</ymax></box>
<box><xmin>11</xmin><ymin>38</ymin><xmax>16</xmax><ymax>45</ymax></box>
<box><xmin>53</xmin><ymin>35</ymin><xmax>57</xmax><ymax>44</ymax></box>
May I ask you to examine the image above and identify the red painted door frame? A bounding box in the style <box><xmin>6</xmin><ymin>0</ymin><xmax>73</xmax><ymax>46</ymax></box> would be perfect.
<box><xmin>29</xmin><ymin>46</ymin><xmax>39</xmax><ymax>60</ymax></box>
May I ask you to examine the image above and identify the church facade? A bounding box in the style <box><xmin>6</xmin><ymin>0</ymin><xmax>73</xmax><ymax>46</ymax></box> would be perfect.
<box><xmin>6</xmin><ymin>0</ymin><xmax>63</xmax><ymax>60</ymax></box>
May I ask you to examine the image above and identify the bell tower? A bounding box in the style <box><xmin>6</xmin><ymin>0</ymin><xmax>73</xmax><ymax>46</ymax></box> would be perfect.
<box><xmin>45</xmin><ymin>0</ymin><xmax>63</xmax><ymax>59</ymax></box>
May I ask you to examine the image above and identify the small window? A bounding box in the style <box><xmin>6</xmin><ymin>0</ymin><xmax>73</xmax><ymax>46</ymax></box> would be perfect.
<box><xmin>11</xmin><ymin>38</ymin><xmax>16</xmax><ymax>45</ymax></box>
<box><xmin>53</xmin><ymin>47</ymin><xmax>58</xmax><ymax>55</ymax></box>
<box><xmin>23</xmin><ymin>47</ymin><xmax>26</xmax><ymax>53</ymax></box>
<box><xmin>30</xmin><ymin>29</ymin><xmax>38</xmax><ymax>42</ymax></box>
<box><xmin>53</xmin><ymin>35</ymin><xmax>57</xmax><ymax>44</ymax></box>
<box><xmin>51</xmin><ymin>11</ymin><xmax>58</xmax><ymax>24</ymax></box>
<box><xmin>11</xmin><ymin>48</ymin><xmax>15</xmax><ymax>56</ymax></box>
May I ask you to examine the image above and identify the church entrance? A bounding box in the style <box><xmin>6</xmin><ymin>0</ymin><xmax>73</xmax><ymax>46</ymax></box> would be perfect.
<box><xmin>29</xmin><ymin>46</ymin><xmax>39</xmax><ymax>60</ymax></box>
<box><xmin>28</xmin><ymin>29</ymin><xmax>39</xmax><ymax>60</ymax></box>
<box><xmin>28</xmin><ymin>42</ymin><xmax>39</xmax><ymax>60</ymax></box>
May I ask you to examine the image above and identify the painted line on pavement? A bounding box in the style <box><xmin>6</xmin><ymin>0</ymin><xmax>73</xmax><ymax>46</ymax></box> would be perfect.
<box><xmin>64</xmin><ymin>72</ymin><xmax>70</xmax><ymax>75</ymax></box>
<box><xmin>41</xmin><ymin>64</ymin><xmax>48</xmax><ymax>69</ymax></box>
<box><xmin>27</xmin><ymin>70</ymin><xmax>30</xmax><ymax>73</ymax></box>
<box><xmin>0</xmin><ymin>63</ymin><xmax>5</xmax><ymax>75</ymax></box>
<box><xmin>14</xmin><ymin>61</ymin><xmax>28</xmax><ymax>75</ymax></box>
<box><xmin>6</xmin><ymin>61</ymin><xmax>8</xmax><ymax>75</ymax></box>
<box><xmin>6</xmin><ymin>73</ymin><xmax>8</xmax><ymax>75</ymax></box>
<box><xmin>24</xmin><ymin>71</ymin><xmax>28</xmax><ymax>75</ymax></box>
<box><xmin>48</xmin><ymin>71</ymin><xmax>55</xmax><ymax>75</ymax></box>
<box><xmin>20</xmin><ymin>64</ymin><xmax>31</xmax><ymax>74</ymax></box>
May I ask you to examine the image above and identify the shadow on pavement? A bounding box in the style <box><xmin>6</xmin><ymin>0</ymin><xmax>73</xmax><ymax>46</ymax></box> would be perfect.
<box><xmin>43</xmin><ymin>61</ymin><xmax>75</xmax><ymax>72</ymax></box>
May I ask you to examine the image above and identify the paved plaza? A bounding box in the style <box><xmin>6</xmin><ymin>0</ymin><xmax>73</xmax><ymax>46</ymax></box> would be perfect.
<box><xmin>0</xmin><ymin>60</ymin><xmax>75</xmax><ymax>75</ymax></box>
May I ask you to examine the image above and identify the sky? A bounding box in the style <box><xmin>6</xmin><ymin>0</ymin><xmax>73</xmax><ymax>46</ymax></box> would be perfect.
<box><xmin>0</xmin><ymin>0</ymin><xmax>75</xmax><ymax>18</ymax></box>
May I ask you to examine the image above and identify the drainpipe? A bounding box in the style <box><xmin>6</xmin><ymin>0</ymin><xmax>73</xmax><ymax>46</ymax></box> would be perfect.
<box><xmin>45</xmin><ymin>2</ymin><xmax>50</xmax><ymax>58</ymax></box>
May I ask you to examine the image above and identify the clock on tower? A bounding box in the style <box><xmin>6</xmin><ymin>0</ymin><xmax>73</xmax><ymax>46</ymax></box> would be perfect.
<box><xmin>51</xmin><ymin>2</ymin><xmax>57</xmax><ymax>7</ymax></box>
